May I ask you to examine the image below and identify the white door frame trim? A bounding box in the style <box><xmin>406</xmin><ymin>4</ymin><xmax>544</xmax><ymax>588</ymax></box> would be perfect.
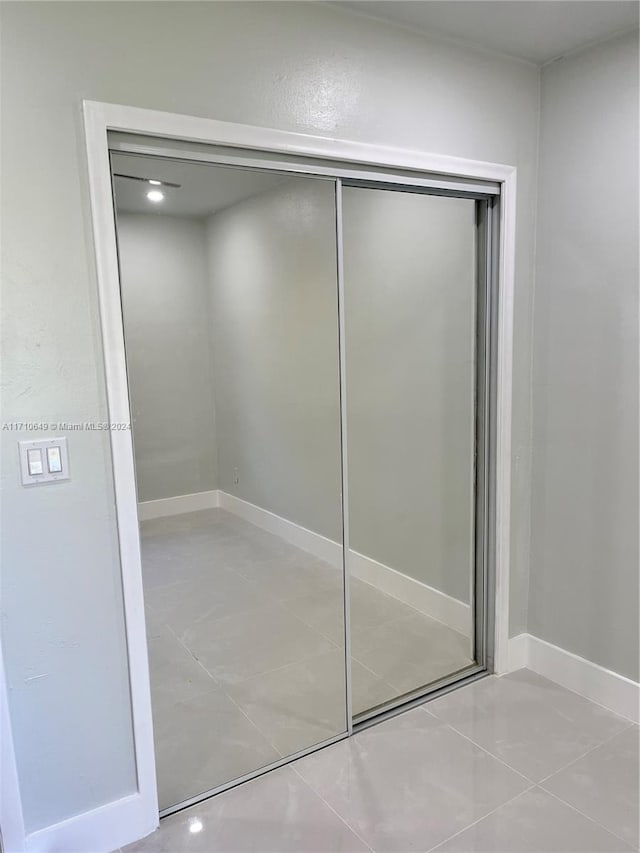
<box><xmin>7</xmin><ymin>99</ymin><xmax>513</xmax><ymax>850</ymax></box>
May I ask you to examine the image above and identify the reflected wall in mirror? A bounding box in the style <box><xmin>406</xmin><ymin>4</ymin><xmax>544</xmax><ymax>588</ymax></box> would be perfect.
<box><xmin>111</xmin><ymin>153</ymin><xmax>346</xmax><ymax>812</ymax></box>
<box><xmin>343</xmin><ymin>186</ymin><xmax>478</xmax><ymax>717</ymax></box>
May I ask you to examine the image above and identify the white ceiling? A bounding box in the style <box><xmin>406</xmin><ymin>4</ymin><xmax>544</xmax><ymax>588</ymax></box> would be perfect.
<box><xmin>111</xmin><ymin>153</ymin><xmax>285</xmax><ymax>218</ymax></box>
<box><xmin>333</xmin><ymin>1</ymin><xmax>639</xmax><ymax>64</ymax></box>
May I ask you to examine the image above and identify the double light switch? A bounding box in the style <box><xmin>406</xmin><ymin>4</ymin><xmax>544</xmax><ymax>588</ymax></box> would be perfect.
<box><xmin>19</xmin><ymin>438</ymin><xmax>69</xmax><ymax>485</ymax></box>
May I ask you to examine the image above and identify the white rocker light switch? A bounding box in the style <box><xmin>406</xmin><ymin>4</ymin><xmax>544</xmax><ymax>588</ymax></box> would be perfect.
<box><xmin>19</xmin><ymin>438</ymin><xmax>69</xmax><ymax>485</ymax></box>
<box><xmin>27</xmin><ymin>448</ymin><xmax>44</xmax><ymax>476</ymax></box>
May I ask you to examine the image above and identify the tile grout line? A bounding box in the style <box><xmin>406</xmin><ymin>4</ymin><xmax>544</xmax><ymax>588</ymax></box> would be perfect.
<box><xmin>166</xmin><ymin>596</ymin><xmax>350</xmax><ymax>760</ymax></box>
<box><xmin>287</xmin><ymin>705</ymin><xmax>536</xmax><ymax>853</ymax></box>
<box><xmin>272</xmin><ymin>603</ymin><xmax>444</xmax><ymax>712</ymax></box>
<box><xmin>148</xmin><ymin>520</ymin><xmax>636</xmax><ymax>851</ymax></box>
<box><xmin>159</xmin><ymin>587</ymin><xmax>350</xmax><ymax>753</ymax></box>
<box><xmin>277</xmin><ymin>598</ymin><xmax>346</xmax><ymax>651</ymax></box>
<box><xmin>222</xmin><ymin>564</ymin><xmax>347</xmax><ymax>651</ymax></box>
<box><xmin>147</xmin><ymin>624</ymin><xmax>222</xmax><ymax>707</ymax></box>
<box><xmin>166</xmin><ymin>599</ymin><xmax>341</xmax><ymax>685</ymax></box>
<box><xmin>541</xmin><ymin>782</ymin><xmax>638</xmax><ymax>850</ymax></box>
<box><xmin>423</xmin><ymin>709</ymin><xmax>638</xmax><ymax>850</ymax></box>
<box><xmin>142</xmin><ymin>521</ymin><xmax>636</xmax><ymax>853</ymax></box>
<box><xmin>424</xmin><ymin>783</ymin><xmax>538</xmax><ymax>853</ymax></box>
<box><xmin>169</xmin><ymin>626</ymin><xmax>286</xmax><ymax>758</ymax></box>
<box><xmin>158</xmin><ymin>594</ymin><xmax>439</xmax><ymax>720</ymax></box>
<box><xmin>426</xmin><ymin>714</ymin><xmax>538</xmax><ymax>786</ymax></box>
<box><xmin>536</xmin><ymin>720</ymin><xmax>637</xmax><ymax>786</ymax></box>
<box><xmin>349</xmin><ymin>653</ymin><xmax>402</xmax><ymax>706</ymax></box>
<box><xmin>191</xmin><ymin>641</ymin><xmax>341</xmax><ymax>687</ymax></box>
<box><xmin>161</xmin><ymin>595</ymin><xmax>286</xmax><ymax>645</ymax></box>
<box><xmin>144</xmin><ymin>517</ymin><xmax>353</xmax><ymax>766</ymax></box>
<box><xmin>146</xmin><ymin>520</ymin><xmax>466</xmax><ymax>704</ymax></box>
<box><xmin>289</xmin><ymin>760</ymin><xmax>376</xmax><ymax>853</ymax></box>
<box><xmin>426</xmin><ymin>700</ymin><xmax>636</xmax><ymax>790</ymax></box>
<box><xmin>348</xmin><ymin>654</ymin><xmax>381</xmax><ymax>679</ymax></box>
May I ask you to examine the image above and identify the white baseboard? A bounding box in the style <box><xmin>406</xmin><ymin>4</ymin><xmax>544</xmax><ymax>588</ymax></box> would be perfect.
<box><xmin>507</xmin><ymin>633</ymin><xmax>639</xmax><ymax>724</ymax></box>
<box><xmin>138</xmin><ymin>489</ymin><xmax>219</xmax><ymax>521</ymax></box>
<box><xmin>349</xmin><ymin>550</ymin><xmax>472</xmax><ymax>638</ymax></box>
<box><xmin>22</xmin><ymin>792</ymin><xmax>157</xmax><ymax>853</ymax></box>
<box><xmin>507</xmin><ymin>631</ymin><xmax>529</xmax><ymax>672</ymax></box>
<box><xmin>217</xmin><ymin>490</ymin><xmax>343</xmax><ymax>569</ymax></box>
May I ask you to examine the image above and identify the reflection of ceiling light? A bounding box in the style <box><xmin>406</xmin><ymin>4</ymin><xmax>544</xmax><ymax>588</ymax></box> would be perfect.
<box><xmin>146</xmin><ymin>190</ymin><xmax>164</xmax><ymax>203</ymax></box>
<box><xmin>189</xmin><ymin>819</ymin><xmax>203</xmax><ymax>834</ymax></box>
<box><xmin>114</xmin><ymin>174</ymin><xmax>181</xmax><ymax>188</ymax></box>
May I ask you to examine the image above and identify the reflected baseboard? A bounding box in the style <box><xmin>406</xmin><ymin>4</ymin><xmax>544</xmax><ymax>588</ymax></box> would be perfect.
<box><xmin>218</xmin><ymin>490</ymin><xmax>343</xmax><ymax>569</ymax></box>
<box><xmin>138</xmin><ymin>489</ymin><xmax>472</xmax><ymax>639</ymax></box>
<box><xmin>349</xmin><ymin>550</ymin><xmax>472</xmax><ymax>638</ymax></box>
<box><xmin>138</xmin><ymin>489</ymin><xmax>220</xmax><ymax>520</ymax></box>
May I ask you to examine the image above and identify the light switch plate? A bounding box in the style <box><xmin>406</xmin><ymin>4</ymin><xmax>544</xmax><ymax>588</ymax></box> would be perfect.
<box><xmin>19</xmin><ymin>437</ymin><xmax>70</xmax><ymax>485</ymax></box>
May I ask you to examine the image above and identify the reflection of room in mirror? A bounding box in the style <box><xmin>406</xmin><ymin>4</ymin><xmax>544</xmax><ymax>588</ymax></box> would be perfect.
<box><xmin>113</xmin><ymin>154</ymin><xmax>347</xmax><ymax>812</ymax></box>
<box><xmin>112</xmin><ymin>151</ymin><xmax>479</xmax><ymax>814</ymax></box>
<box><xmin>343</xmin><ymin>186</ymin><xmax>478</xmax><ymax>706</ymax></box>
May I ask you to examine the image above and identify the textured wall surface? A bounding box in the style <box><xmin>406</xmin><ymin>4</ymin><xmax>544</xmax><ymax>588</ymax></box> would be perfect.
<box><xmin>529</xmin><ymin>34</ymin><xmax>638</xmax><ymax>680</ymax></box>
<box><xmin>529</xmin><ymin>30</ymin><xmax>639</xmax><ymax>680</ymax></box>
<box><xmin>0</xmin><ymin>1</ymin><xmax>539</xmax><ymax>831</ymax></box>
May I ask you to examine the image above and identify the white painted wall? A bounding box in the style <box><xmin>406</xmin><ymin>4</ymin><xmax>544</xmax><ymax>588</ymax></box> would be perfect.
<box><xmin>206</xmin><ymin>179</ymin><xmax>343</xmax><ymax>542</ymax></box>
<box><xmin>343</xmin><ymin>188</ymin><xmax>476</xmax><ymax>603</ymax></box>
<box><xmin>0</xmin><ymin>0</ymin><xmax>539</xmax><ymax>837</ymax></box>
<box><xmin>529</xmin><ymin>30</ymin><xmax>639</xmax><ymax>681</ymax></box>
<box><xmin>116</xmin><ymin>213</ymin><xmax>217</xmax><ymax>502</ymax></box>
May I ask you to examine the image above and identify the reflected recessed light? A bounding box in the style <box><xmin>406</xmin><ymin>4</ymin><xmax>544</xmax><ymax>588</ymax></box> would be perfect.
<box><xmin>148</xmin><ymin>179</ymin><xmax>162</xmax><ymax>186</ymax></box>
<box><xmin>146</xmin><ymin>190</ymin><xmax>164</xmax><ymax>203</ymax></box>
<box><xmin>189</xmin><ymin>819</ymin><xmax>203</xmax><ymax>834</ymax></box>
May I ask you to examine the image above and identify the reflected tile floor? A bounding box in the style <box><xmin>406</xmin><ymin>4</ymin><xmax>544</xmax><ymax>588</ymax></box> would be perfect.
<box><xmin>122</xmin><ymin>668</ymin><xmax>638</xmax><ymax>853</ymax></box>
<box><xmin>141</xmin><ymin>509</ymin><xmax>473</xmax><ymax>811</ymax></box>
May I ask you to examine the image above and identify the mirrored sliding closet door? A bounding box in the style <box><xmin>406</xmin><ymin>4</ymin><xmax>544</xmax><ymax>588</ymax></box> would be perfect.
<box><xmin>109</xmin><ymin>132</ymin><xmax>496</xmax><ymax>815</ymax></box>
<box><xmin>341</xmin><ymin>185</ymin><xmax>484</xmax><ymax>721</ymax></box>
<box><xmin>111</xmin><ymin>152</ymin><xmax>347</xmax><ymax>813</ymax></box>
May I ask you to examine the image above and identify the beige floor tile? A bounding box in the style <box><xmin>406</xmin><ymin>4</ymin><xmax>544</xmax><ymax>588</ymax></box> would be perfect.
<box><xmin>433</xmin><ymin>786</ymin><xmax>634</xmax><ymax>852</ymax></box>
<box><xmin>293</xmin><ymin>707</ymin><xmax>529</xmax><ymax>852</ymax></box>
<box><xmin>541</xmin><ymin>724</ymin><xmax>639</xmax><ymax>848</ymax></box>
<box><xmin>428</xmin><ymin>669</ymin><xmax>631</xmax><ymax>782</ymax></box>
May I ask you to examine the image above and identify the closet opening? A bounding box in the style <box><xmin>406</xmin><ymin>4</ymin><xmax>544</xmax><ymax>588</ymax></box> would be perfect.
<box><xmin>103</xmin><ymin>126</ymin><xmax>501</xmax><ymax>818</ymax></box>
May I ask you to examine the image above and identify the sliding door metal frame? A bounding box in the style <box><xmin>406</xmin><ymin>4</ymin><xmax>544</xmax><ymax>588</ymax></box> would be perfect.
<box><xmin>335</xmin><ymin>178</ymin><xmax>355</xmax><ymax>737</ymax></box>
<box><xmin>355</xmin><ymin>668</ymin><xmax>489</xmax><ymax>734</ymax></box>
<box><xmin>471</xmin><ymin>195</ymin><xmax>499</xmax><ymax>675</ymax></box>
<box><xmin>336</xmin><ymin>180</ymin><xmax>497</xmax><ymax>728</ymax></box>
<box><xmin>108</xmin><ymin>136</ymin><xmax>501</xmax><ymax>196</ymax></box>
<box><xmin>158</xmin><ymin>731</ymin><xmax>349</xmax><ymax>819</ymax></box>
<box><xmin>474</xmin><ymin>198</ymin><xmax>491</xmax><ymax>671</ymax></box>
<box><xmin>108</xmin><ymin>138</ymin><xmax>500</xmax><ymax>814</ymax></box>
<box><xmin>483</xmin><ymin>196</ymin><xmax>502</xmax><ymax>673</ymax></box>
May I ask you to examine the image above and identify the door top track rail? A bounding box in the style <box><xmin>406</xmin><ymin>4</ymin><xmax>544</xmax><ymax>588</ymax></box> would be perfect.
<box><xmin>108</xmin><ymin>131</ymin><xmax>500</xmax><ymax>199</ymax></box>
